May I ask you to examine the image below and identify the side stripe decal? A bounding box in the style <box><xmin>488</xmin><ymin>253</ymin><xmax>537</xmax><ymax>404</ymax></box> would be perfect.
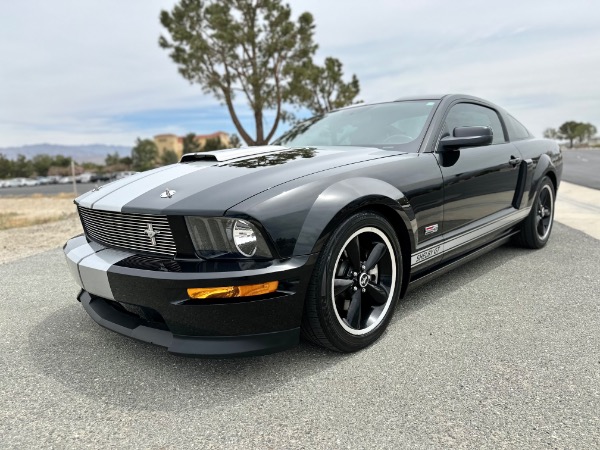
<box><xmin>410</xmin><ymin>208</ymin><xmax>530</xmax><ymax>267</ymax></box>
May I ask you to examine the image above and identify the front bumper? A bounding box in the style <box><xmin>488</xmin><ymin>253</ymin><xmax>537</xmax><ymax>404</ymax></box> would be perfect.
<box><xmin>64</xmin><ymin>235</ymin><xmax>316</xmax><ymax>356</ymax></box>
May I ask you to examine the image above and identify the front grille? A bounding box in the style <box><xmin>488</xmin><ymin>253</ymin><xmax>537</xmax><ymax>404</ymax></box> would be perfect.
<box><xmin>78</xmin><ymin>206</ymin><xmax>177</xmax><ymax>256</ymax></box>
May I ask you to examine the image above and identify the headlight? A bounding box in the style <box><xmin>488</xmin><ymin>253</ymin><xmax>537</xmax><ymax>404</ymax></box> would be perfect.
<box><xmin>232</xmin><ymin>219</ymin><xmax>257</xmax><ymax>257</ymax></box>
<box><xmin>185</xmin><ymin>216</ymin><xmax>272</xmax><ymax>259</ymax></box>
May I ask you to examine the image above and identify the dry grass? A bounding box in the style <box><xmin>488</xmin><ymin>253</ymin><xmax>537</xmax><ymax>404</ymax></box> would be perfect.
<box><xmin>0</xmin><ymin>195</ymin><xmax>78</xmax><ymax>230</ymax></box>
<box><xmin>0</xmin><ymin>194</ymin><xmax>84</xmax><ymax>264</ymax></box>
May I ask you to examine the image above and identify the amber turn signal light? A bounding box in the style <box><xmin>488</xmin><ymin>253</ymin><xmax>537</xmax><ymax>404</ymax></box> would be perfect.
<box><xmin>187</xmin><ymin>281</ymin><xmax>279</xmax><ymax>299</ymax></box>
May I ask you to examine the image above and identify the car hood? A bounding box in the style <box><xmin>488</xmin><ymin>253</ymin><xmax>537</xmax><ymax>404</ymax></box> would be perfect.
<box><xmin>76</xmin><ymin>145</ymin><xmax>404</xmax><ymax>215</ymax></box>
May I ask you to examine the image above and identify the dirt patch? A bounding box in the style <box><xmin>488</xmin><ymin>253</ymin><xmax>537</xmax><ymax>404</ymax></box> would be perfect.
<box><xmin>0</xmin><ymin>195</ymin><xmax>84</xmax><ymax>264</ymax></box>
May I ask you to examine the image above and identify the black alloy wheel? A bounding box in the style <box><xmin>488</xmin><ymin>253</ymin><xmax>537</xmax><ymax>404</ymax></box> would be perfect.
<box><xmin>517</xmin><ymin>176</ymin><xmax>555</xmax><ymax>249</ymax></box>
<box><xmin>301</xmin><ymin>211</ymin><xmax>402</xmax><ymax>352</ymax></box>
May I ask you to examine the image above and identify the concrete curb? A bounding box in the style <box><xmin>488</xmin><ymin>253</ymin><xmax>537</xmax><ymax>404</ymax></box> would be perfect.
<box><xmin>555</xmin><ymin>181</ymin><xmax>600</xmax><ymax>240</ymax></box>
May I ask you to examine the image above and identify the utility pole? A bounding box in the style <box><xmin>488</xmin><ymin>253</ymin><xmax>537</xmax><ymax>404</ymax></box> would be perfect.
<box><xmin>71</xmin><ymin>160</ymin><xmax>78</xmax><ymax>196</ymax></box>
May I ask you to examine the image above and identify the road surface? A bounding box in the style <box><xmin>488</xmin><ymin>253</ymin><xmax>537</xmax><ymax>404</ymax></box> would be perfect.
<box><xmin>0</xmin><ymin>182</ymin><xmax>97</xmax><ymax>197</ymax></box>
<box><xmin>1</xmin><ymin>223</ymin><xmax>598</xmax><ymax>449</ymax></box>
<box><xmin>561</xmin><ymin>149</ymin><xmax>600</xmax><ymax>190</ymax></box>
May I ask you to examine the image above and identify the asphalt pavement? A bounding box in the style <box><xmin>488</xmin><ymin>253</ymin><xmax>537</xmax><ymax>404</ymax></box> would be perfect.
<box><xmin>561</xmin><ymin>149</ymin><xmax>600</xmax><ymax>190</ymax></box>
<box><xmin>1</xmin><ymin>223</ymin><xmax>599</xmax><ymax>449</ymax></box>
<box><xmin>0</xmin><ymin>182</ymin><xmax>97</xmax><ymax>197</ymax></box>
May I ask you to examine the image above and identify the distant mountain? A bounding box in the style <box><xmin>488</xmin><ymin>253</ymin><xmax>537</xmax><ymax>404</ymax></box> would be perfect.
<box><xmin>0</xmin><ymin>143</ymin><xmax>132</xmax><ymax>164</ymax></box>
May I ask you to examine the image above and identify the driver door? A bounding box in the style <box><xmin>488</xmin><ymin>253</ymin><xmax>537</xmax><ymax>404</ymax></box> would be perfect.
<box><xmin>435</xmin><ymin>102</ymin><xmax>522</xmax><ymax>238</ymax></box>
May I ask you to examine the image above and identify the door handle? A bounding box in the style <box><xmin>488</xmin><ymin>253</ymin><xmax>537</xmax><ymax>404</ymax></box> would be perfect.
<box><xmin>509</xmin><ymin>156</ymin><xmax>522</xmax><ymax>167</ymax></box>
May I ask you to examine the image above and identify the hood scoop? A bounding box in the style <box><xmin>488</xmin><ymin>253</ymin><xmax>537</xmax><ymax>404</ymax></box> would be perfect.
<box><xmin>180</xmin><ymin>145</ymin><xmax>289</xmax><ymax>163</ymax></box>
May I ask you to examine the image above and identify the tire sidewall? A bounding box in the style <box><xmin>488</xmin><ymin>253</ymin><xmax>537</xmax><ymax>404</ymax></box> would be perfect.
<box><xmin>530</xmin><ymin>177</ymin><xmax>555</xmax><ymax>248</ymax></box>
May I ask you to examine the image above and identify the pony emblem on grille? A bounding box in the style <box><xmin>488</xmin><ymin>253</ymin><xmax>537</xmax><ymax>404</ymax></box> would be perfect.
<box><xmin>144</xmin><ymin>224</ymin><xmax>161</xmax><ymax>246</ymax></box>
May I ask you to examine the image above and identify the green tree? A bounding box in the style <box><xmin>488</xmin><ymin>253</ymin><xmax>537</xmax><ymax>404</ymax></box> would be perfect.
<box><xmin>53</xmin><ymin>154</ymin><xmax>72</xmax><ymax>167</ymax></box>
<box><xmin>160</xmin><ymin>149</ymin><xmax>180</xmax><ymax>165</ymax></box>
<box><xmin>31</xmin><ymin>154</ymin><xmax>53</xmax><ymax>176</ymax></box>
<box><xmin>183</xmin><ymin>133</ymin><xmax>202</xmax><ymax>154</ymax></box>
<box><xmin>575</xmin><ymin>122</ymin><xmax>597</xmax><ymax>143</ymax></box>
<box><xmin>286</xmin><ymin>57</ymin><xmax>360</xmax><ymax>120</ymax></box>
<box><xmin>119</xmin><ymin>156</ymin><xmax>133</xmax><ymax>168</ymax></box>
<box><xmin>229</xmin><ymin>133</ymin><xmax>241</xmax><ymax>148</ymax></box>
<box><xmin>105</xmin><ymin>152</ymin><xmax>120</xmax><ymax>166</ymax></box>
<box><xmin>0</xmin><ymin>154</ymin><xmax>12</xmax><ymax>179</ymax></box>
<box><xmin>131</xmin><ymin>138</ymin><xmax>158</xmax><ymax>171</ymax></box>
<box><xmin>203</xmin><ymin>137</ymin><xmax>226</xmax><ymax>151</ymax></box>
<box><xmin>159</xmin><ymin>0</ymin><xmax>317</xmax><ymax>145</ymax></box>
<box><xmin>559</xmin><ymin>121</ymin><xmax>581</xmax><ymax>148</ymax></box>
<box><xmin>12</xmin><ymin>154</ymin><xmax>33</xmax><ymax>177</ymax></box>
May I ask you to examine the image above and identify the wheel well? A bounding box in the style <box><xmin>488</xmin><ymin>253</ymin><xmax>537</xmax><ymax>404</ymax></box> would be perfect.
<box><xmin>356</xmin><ymin>204</ymin><xmax>412</xmax><ymax>299</ymax></box>
<box><xmin>546</xmin><ymin>170</ymin><xmax>557</xmax><ymax>193</ymax></box>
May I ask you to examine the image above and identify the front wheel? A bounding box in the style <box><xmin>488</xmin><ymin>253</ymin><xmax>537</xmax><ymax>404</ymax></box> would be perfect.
<box><xmin>517</xmin><ymin>176</ymin><xmax>555</xmax><ymax>249</ymax></box>
<box><xmin>301</xmin><ymin>212</ymin><xmax>402</xmax><ymax>352</ymax></box>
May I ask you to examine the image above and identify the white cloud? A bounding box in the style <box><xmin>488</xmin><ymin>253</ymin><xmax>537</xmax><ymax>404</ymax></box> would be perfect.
<box><xmin>1</xmin><ymin>0</ymin><xmax>599</xmax><ymax>145</ymax></box>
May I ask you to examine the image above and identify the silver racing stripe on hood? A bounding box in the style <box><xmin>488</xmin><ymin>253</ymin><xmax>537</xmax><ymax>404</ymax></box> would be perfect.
<box><xmin>76</xmin><ymin>165</ymin><xmax>174</xmax><ymax>209</ymax></box>
<box><xmin>78</xmin><ymin>161</ymin><xmax>216</xmax><ymax>212</ymax></box>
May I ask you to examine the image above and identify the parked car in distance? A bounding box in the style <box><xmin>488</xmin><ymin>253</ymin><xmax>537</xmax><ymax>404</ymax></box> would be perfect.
<box><xmin>90</xmin><ymin>173</ymin><xmax>112</xmax><ymax>183</ymax></box>
<box><xmin>7</xmin><ymin>178</ymin><xmax>27</xmax><ymax>187</ymax></box>
<box><xmin>64</xmin><ymin>94</ymin><xmax>562</xmax><ymax>357</ymax></box>
<box><xmin>58</xmin><ymin>176</ymin><xmax>75</xmax><ymax>184</ymax></box>
<box><xmin>114</xmin><ymin>171</ymin><xmax>138</xmax><ymax>180</ymax></box>
<box><xmin>36</xmin><ymin>177</ymin><xmax>52</xmax><ymax>185</ymax></box>
<box><xmin>77</xmin><ymin>172</ymin><xmax>95</xmax><ymax>183</ymax></box>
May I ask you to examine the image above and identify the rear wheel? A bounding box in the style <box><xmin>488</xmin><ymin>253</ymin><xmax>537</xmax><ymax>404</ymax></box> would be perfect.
<box><xmin>517</xmin><ymin>176</ymin><xmax>555</xmax><ymax>249</ymax></box>
<box><xmin>301</xmin><ymin>212</ymin><xmax>402</xmax><ymax>352</ymax></box>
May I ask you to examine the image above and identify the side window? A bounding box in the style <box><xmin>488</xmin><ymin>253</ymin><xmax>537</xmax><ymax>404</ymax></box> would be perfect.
<box><xmin>507</xmin><ymin>114</ymin><xmax>531</xmax><ymax>140</ymax></box>
<box><xmin>443</xmin><ymin>103</ymin><xmax>506</xmax><ymax>144</ymax></box>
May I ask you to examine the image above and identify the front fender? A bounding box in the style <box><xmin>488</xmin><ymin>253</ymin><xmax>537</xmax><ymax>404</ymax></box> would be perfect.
<box><xmin>226</xmin><ymin>176</ymin><xmax>416</xmax><ymax>258</ymax></box>
<box><xmin>293</xmin><ymin>177</ymin><xmax>415</xmax><ymax>255</ymax></box>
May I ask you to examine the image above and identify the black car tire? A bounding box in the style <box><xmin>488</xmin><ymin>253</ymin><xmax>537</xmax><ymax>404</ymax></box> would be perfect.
<box><xmin>517</xmin><ymin>176</ymin><xmax>555</xmax><ymax>249</ymax></box>
<box><xmin>301</xmin><ymin>211</ymin><xmax>403</xmax><ymax>352</ymax></box>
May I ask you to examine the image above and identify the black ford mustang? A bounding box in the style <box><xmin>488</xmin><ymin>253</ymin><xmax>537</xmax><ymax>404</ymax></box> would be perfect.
<box><xmin>64</xmin><ymin>94</ymin><xmax>562</xmax><ymax>356</ymax></box>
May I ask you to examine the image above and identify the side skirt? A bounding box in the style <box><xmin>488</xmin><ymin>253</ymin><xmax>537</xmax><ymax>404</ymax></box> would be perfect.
<box><xmin>406</xmin><ymin>230</ymin><xmax>519</xmax><ymax>294</ymax></box>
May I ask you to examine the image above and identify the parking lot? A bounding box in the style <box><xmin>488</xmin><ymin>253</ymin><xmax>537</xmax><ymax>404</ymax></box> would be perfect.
<box><xmin>1</xmin><ymin>222</ymin><xmax>598</xmax><ymax>449</ymax></box>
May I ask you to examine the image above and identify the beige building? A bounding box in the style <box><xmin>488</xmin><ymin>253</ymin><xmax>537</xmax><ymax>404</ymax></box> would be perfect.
<box><xmin>153</xmin><ymin>131</ymin><xmax>230</xmax><ymax>158</ymax></box>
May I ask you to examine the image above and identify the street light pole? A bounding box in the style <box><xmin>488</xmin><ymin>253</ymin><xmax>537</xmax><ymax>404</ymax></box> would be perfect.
<box><xmin>71</xmin><ymin>160</ymin><xmax>78</xmax><ymax>196</ymax></box>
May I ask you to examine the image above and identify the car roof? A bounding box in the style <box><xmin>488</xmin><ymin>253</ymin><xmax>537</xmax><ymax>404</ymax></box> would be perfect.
<box><xmin>394</xmin><ymin>94</ymin><xmax>446</xmax><ymax>101</ymax></box>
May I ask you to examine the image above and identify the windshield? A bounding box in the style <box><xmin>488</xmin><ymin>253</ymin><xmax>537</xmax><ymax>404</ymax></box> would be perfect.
<box><xmin>274</xmin><ymin>100</ymin><xmax>438</xmax><ymax>150</ymax></box>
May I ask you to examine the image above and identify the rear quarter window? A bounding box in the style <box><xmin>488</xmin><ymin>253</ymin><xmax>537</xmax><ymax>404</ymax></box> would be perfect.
<box><xmin>507</xmin><ymin>115</ymin><xmax>531</xmax><ymax>140</ymax></box>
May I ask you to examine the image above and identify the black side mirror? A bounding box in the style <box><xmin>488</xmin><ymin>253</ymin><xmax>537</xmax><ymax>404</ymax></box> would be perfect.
<box><xmin>439</xmin><ymin>126</ymin><xmax>493</xmax><ymax>151</ymax></box>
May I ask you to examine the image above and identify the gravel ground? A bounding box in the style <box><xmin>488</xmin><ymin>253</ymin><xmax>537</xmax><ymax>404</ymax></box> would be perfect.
<box><xmin>0</xmin><ymin>223</ymin><xmax>598</xmax><ymax>449</ymax></box>
<box><xmin>0</xmin><ymin>215</ymin><xmax>83</xmax><ymax>265</ymax></box>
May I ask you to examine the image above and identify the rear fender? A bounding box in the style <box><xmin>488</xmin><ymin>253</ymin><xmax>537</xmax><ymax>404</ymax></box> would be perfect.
<box><xmin>526</xmin><ymin>153</ymin><xmax>557</xmax><ymax>208</ymax></box>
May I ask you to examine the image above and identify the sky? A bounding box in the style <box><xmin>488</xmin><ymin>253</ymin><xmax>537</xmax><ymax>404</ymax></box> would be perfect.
<box><xmin>1</xmin><ymin>0</ymin><xmax>599</xmax><ymax>147</ymax></box>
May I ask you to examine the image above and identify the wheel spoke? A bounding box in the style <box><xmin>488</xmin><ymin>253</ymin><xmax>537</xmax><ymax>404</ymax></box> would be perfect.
<box><xmin>346</xmin><ymin>236</ymin><xmax>361</xmax><ymax>270</ymax></box>
<box><xmin>539</xmin><ymin>189</ymin><xmax>547</xmax><ymax>206</ymax></box>
<box><xmin>334</xmin><ymin>279</ymin><xmax>353</xmax><ymax>297</ymax></box>
<box><xmin>366</xmin><ymin>282</ymin><xmax>388</xmax><ymax>305</ymax></box>
<box><xmin>345</xmin><ymin>289</ymin><xmax>362</xmax><ymax>328</ymax></box>
<box><xmin>364</xmin><ymin>242</ymin><xmax>386</xmax><ymax>271</ymax></box>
